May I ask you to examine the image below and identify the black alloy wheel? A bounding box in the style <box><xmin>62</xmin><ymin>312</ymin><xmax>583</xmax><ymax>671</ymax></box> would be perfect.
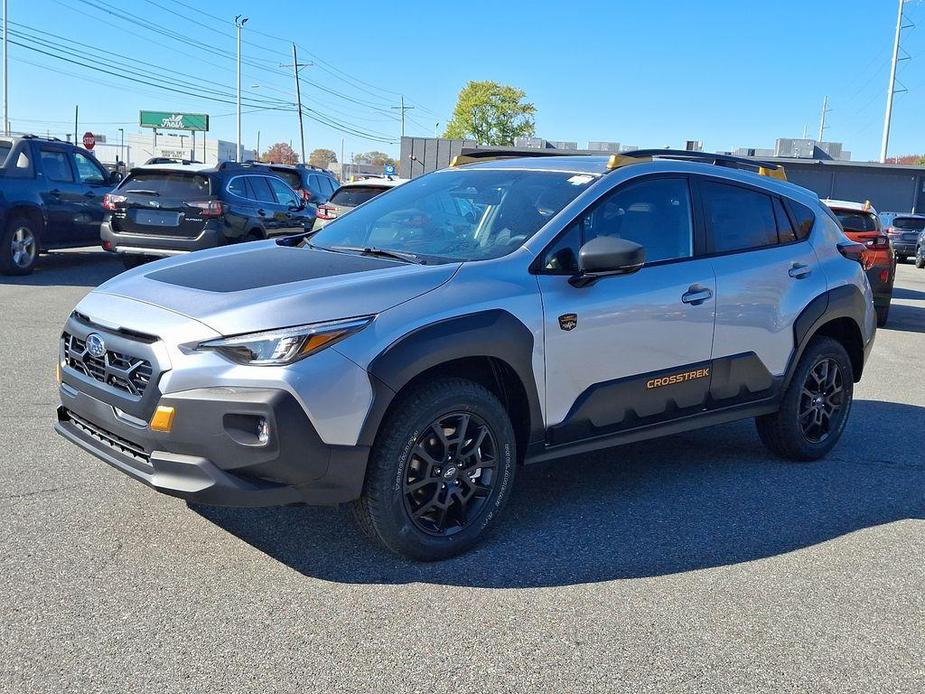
<box><xmin>402</xmin><ymin>412</ymin><xmax>498</xmax><ymax>536</ymax></box>
<box><xmin>798</xmin><ymin>358</ymin><xmax>846</xmax><ymax>444</ymax></box>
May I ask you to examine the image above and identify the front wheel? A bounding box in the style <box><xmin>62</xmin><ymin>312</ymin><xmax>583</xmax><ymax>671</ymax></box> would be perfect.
<box><xmin>896</xmin><ymin>254</ymin><xmax>908</xmax><ymax>264</ymax></box>
<box><xmin>756</xmin><ymin>337</ymin><xmax>854</xmax><ymax>461</ymax></box>
<box><xmin>352</xmin><ymin>377</ymin><xmax>516</xmax><ymax>561</ymax></box>
<box><xmin>915</xmin><ymin>249</ymin><xmax>925</xmax><ymax>269</ymax></box>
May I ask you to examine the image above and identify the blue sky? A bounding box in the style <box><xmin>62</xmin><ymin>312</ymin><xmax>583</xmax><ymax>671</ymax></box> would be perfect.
<box><xmin>7</xmin><ymin>0</ymin><xmax>925</xmax><ymax>162</ymax></box>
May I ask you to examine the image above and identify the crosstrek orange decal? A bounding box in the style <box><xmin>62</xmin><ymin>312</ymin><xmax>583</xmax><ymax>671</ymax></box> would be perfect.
<box><xmin>646</xmin><ymin>368</ymin><xmax>710</xmax><ymax>389</ymax></box>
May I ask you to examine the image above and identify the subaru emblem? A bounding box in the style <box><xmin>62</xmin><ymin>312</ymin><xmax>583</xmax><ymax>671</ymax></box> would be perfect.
<box><xmin>86</xmin><ymin>333</ymin><xmax>106</xmax><ymax>358</ymax></box>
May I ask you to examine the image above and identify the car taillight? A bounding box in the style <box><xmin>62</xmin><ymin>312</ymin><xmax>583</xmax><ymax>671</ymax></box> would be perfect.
<box><xmin>300</xmin><ymin>188</ymin><xmax>312</xmax><ymax>202</ymax></box>
<box><xmin>837</xmin><ymin>240</ymin><xmax>866</xmax><ymax>265</ymax></box>
<box><xmin>102</xmin><ymin>193</ymin><xmax>126</xmax><ymax>210</ymax></box>
<box><xmin>187</xmin><ymin>200</ymin><xmax>223</xmax><ymax>218</ymax></box>
<box><xmin>885</xmin><ymin>226</ymin><xmax>900</xmax><ymax>237</ymax></box>
<box><xmin>865</xmin><ymin>235</ymin><xmax>890</xmax><ymax>249</ymax></box>
<box><xmin>316</xmin><ymin>203</ymin><xmax>336</xmax><ymax>220</ymax></box>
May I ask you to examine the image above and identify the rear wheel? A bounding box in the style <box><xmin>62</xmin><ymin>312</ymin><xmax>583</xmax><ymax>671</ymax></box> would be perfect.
<box><xmin>0</xmin><ymin>216</ymin><xmax>39</xmax><ymax>275</ymax></box>
<box><xmin>756</xmin><ymin>337</ymin><xmax>854</xmax><ymax>461</ymax></box>
<box><xmin>875</xmin><ymin>303</ymin><xmax>890</xmax><ymax>327</ymax></box>
<box><xmin>915</xmin><ymin>248</ymin><xmax>925</xmax><ymax>269</ymax></box>
<box><xmin>352</xmin><ymin>377</ymin><xmax>516</xmax><ymax>561</ymax></box>
<box><xmin>896</xmin><ymin>254</ymin><xmax>908</xmax><ymax>263</ymax></box>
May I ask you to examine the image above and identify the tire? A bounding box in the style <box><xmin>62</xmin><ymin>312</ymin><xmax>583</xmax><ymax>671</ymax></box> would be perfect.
<box><xmin>756</xmin><ymin>336</ymin><xmax>854</xmax><ymax>462</ymax></box>
<box><xmin>352</xmin><ymin>377</ymin><xmax>517</xmax><ymax>561</ymax></box>
<box><xmin>896</xmin><ymin>254</ymin><xmax>907</xmax><ymax>264</ymax></box>
<box><xmin>915</xmin><ymin>249</ymin><xmax>925</xmax><ymax>269</ymax></box>
<box><xmin>0</xmin><ymin>215</ymin><xmax>40</xmax><ymax>275</ymax></box>
<box><xmin>121</xmin><ymin>255</ymin><xmax>153</xmax><ymax>270</ymax></box>
<box><xmin>875</xmin><ymin>303</ymin><xmax>890</xmax><ymax>327</ymax></box>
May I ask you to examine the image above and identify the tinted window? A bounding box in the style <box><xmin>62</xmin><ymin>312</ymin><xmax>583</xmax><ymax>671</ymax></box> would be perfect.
<box><xmin>40</xmin><ymin>149</ymin><xmax>74</xmax><ymax>182</ymax></box>
<box><xmin>323</xmin><ymin>177</ymin><xmax>337</xmax><ymax>196</ymax></box>
<box><xmin>702</xmin><ymin>182</ymin><xmax>777</xmax><ymax>252</ymax></box>
<box><xmin>892</xmin><ymin>216</ymin><xmax>925</xmax><ymax>231</ymax></box>
<box><xmin>832</xmin><ymin>209</ymin><xmax>879</xmax><ymax>233</ymax></box>
<box><xmin>226</xmin><ymin>176</ymin><xmax>248</xmax><ymax>198</ymax></box>
<box><xmin>774</xmin><ymin>198</ymin><xmax>796</xmax><ymax>242</ymax></box>
<box><xmin>539</xmin><ymin>178</ymin><xmax>693</xmax><ymax>272</ymax></box>
<box><xmin>271</xmin><ymin>169</ymin><xmax>301</xmax><ymax>190</ymax></box>
<box><xmin>247</xmin><ymin>176</ymin><xmax>276</xmax><ymax>203</ymax></box>
<box><xmin>329</xmin><ymin>185</ymin><xmax>389</xmax><ymax>208</ymax></box>
<box><xmin>120</xmin><ymin>171</ymin><xmax>210</xmax><ymax>198</ymax></box>
<box><xmin>73</xmin><ymin>151</ymin><xmax>105</xmax><ymax>184</ymax></box>
<box><xmin>0</xmin><ymin>140</ymin><xmax>11</xmax><ymax>165</ymax></box>
<box><xmin>788</xmin><ymin>200</ymin><xmax>816</xmax><ymax>240</ymax></box>
<box><xmin>267</xmin><ymin>177</ymin><xmax>299</xmax><ymax>207</ymax></box>
<box><xmin>7</xmin><ymin>146</ymin><xmax>33</xmax><ymax>178</ymax></box>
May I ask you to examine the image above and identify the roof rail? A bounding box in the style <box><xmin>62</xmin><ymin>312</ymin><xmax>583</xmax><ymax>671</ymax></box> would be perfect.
<box><xmin>614</xmin><ymin>149</ymin><xmax>787</xmax><ymax>180</ymax></box>
<box><xmin>451</xmin><ymin>149</ymin><xmax>580</xmax><ymax>167</ymax></box>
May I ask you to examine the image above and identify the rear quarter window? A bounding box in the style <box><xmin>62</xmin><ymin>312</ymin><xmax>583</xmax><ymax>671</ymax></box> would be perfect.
<box><xmin>272</xmin><ymin>169</ymin><xmax>302</xmax><ymax>190</ymax></box>
<box><xmin>330</xmin><ymin>185</ymin><xmax>388</xmax><ymax>207</ymax></box>
<box><xmin>121</xmin><ymin>171</ymin><xmax>211</xmax><ymax>198</ymax></box>
<box><xmin>786</xmin><ymin>199</ymin><xmax>817</xmax><ymax>240</ymax></box>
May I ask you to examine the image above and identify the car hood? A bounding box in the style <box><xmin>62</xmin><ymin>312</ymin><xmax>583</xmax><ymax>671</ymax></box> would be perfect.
<box><xmin>93</xmin><ymin>241</ymin><xmax>460</xmax><ymax>336</ymax></box>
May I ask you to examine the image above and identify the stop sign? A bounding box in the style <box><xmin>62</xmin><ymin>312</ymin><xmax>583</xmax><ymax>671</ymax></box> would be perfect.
<box><xmin>82</xmin><ymin>131</ymin><xmax>96</xmax><ymax>150</ymax></box>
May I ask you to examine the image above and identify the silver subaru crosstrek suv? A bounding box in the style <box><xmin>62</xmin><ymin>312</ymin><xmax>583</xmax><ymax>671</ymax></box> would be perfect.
<box><xmin>55</xmin><ymin>150</ymin><xmax>876</xmax><ymax>560</ymax></box>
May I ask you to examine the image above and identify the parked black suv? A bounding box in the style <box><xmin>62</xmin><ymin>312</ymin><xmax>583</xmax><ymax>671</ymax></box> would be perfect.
<box><xmin>0</xmin><ymin>135</ymin><xmax>121</xmax><ymax>275</ymax></box>
<box><xmin>250</xmin><ymin>162</ymin><xmax>338</xmax><ymax>209</ymax></box>
<box><xmin>101</xmin><ymin>162</ymin><xmax>316</xmax><ymax>268</ymax></box>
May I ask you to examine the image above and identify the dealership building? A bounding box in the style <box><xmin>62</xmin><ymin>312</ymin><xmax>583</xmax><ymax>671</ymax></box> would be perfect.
<box><xmin>398</xmin><ymin>136</ymin><xmax>925</xmax><ymax>216</ymax></box>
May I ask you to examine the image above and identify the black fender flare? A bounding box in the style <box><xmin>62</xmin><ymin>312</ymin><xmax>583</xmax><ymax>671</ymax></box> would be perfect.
<box><xmin>785</xmin><ymin>283</ymin><xmax>868</xmax><ymax>388</ymax></box>
<box><xmin>357</xmin><ymin>309</ymin><xmax>544</xmax><ymax>449</ymax></box>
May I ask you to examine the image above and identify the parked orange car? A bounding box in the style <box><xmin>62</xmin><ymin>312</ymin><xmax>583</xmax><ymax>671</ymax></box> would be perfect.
<box><xmin>823</xmin><ymin>199</ymin><xmax>895</xmax><ymax>327</ymax></box>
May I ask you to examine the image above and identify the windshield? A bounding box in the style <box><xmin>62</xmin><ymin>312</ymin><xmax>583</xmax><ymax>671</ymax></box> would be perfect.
<box><xmin>892</xmin><ymin>216</ymin><xmax>925</xmax><ymax>231</ymax></box>
<box><xmin>833</xmin><ymin>209</ymin><xmax>878</xmax><ymax>233</ymax></box>
<box><xmin>309</xmin><ymin>168</ymin><xmax>596</xmax><ymax>262</ymax></box>
<box><xmin>272</xmin><ymin>169</ymin><xmax>302</xmax><ymax>189</ymax></box>
<box><xmin>330</xmin><ymin>185</ymin><xmax>390</xmax><ymax>208</ymax></box>
<box><xmin>121</xmin><ymin>171</ymin><xmax>211</xmax><ymax>198</ymax></box>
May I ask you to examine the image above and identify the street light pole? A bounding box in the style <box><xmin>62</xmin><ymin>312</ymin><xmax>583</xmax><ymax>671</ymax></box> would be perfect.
<box><xmin>234</xmin><ymin>15</ymin><xmax>248</xmax><ymax>162</ymax></box>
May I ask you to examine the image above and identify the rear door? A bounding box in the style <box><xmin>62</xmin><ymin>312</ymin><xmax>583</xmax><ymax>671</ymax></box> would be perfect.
<box><xmin>245</xmin><ymin>175</ymin><xmax>282</xmax><ymax>233</ymax></box>
<box><xmin>37</xmin><ymin>145</ymin><xmax>83</xmax><ymax>244</ymax></box>
<box><xmin>71</xmin><ymin>150</ymin><xmax>112</xmax><ymax>243</ymax></box>
<box><xmin>698</xmin><ymin>178</ymin><xmax>826</xmax><ymax>404</ymax></box>
<box><xmin>109</xmin><ymin>170</ymin><xmax>214</xmax><ymax>239</ymax></box>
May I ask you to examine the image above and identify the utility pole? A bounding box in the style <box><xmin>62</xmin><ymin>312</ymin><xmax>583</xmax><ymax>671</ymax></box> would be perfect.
<box><xmin>3</xmin><ymin>0</ymin><xmax>8</xmax><ymax>135</ymax></box>
<box><xmin>881</xmin><ymin>0</ymin><xmax>910</xmax><ymax>163</ymax></box>
<box><xmin>118</xmin><ymin>127</ymin><xmax>124</xmax><ymax>165</ymax></box>
<box><xmin>392</xmin><ymin>96</ymin><xmax>414</xmax><ymax>138</ymax></box>
<box><xmin>281</xmin><ymin>43</ymin><xmax>311</xmax><ymax>165</ymax></box>
<box><xmin>255</xmin><ymin>130</ymin><xmax>260</xmax><ymax>160</ymax></box>
<box><xmin>234</xmin><ymin>14</ymin><xmax>248</xmax><ymax>162</ymax></box>
<box><xmin>818</xmin><ymin>96</ymin><xmax>830</xmax><ymax>142</ymax></box>
<box><xmin>73</xmin><ymin>105</ymin><xmax>78</xmax><ymax>145</ymax></box>
<box><xmin>341</xmin><ymin>138</ymin><xmax>344</xmax><ymax>177</ymax></box>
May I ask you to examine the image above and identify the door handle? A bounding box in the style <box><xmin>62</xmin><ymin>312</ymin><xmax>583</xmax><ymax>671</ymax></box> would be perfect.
<box><xmin>681</xmin><ymin>285</ymin><xmax>713</xmax><ymax>305</ymax></box>
<box><xmin>49</xmin><ymin>189</ymin><xmax>61</xmax><ymax>197</ymax></box>
<box><xmin>788</xmin><ymin>263</ymin><xmax>812</xmax><ymax>279</ymax></box>
<box><xmin>257</xmin><ymin>209</ymin><xmax>266</xmax><ymax>216</ymax></box>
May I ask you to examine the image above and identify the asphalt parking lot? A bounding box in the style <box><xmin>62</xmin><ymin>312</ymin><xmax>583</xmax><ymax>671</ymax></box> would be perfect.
<box><xmin>1</xmin><ymin>250</ymin><xmax>923</xmax><ymax>693</ymax></box>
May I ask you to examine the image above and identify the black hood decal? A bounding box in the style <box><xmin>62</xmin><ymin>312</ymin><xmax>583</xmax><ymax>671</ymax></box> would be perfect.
<box><xmin>146</xmin><ymin>246</ymin><xmax>401</xmax><ymax>293</ymax></box>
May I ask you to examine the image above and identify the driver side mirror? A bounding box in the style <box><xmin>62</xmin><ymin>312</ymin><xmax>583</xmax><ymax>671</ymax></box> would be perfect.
<box><xmin>569</xmin><ymin>236</ymin><xmax>645</xmax><ymax>287</ymax></box>
<box><xmin>108</xmin><ymin>170</ymin><xmax>123</xmax><ymax>185</ymax></box>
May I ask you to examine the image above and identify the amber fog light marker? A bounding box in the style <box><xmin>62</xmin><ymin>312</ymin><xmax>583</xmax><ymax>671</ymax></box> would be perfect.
<box><xmin>150</xmin><ymin>406</ymin><xmax>176</xmax><ymax>433</ymax></box>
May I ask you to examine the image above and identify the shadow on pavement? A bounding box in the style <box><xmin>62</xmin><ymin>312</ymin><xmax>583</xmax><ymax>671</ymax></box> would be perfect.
<box><xmin>883</xmin><ymin>302</ymin><xmax>925</xmax><ymax>334</ymax></box>
<box><xmin>194</xmin><ymin>399</ymin><xmax>925</xmax><ymax>588</ymax></box>
<box><xmin>891</xmin><ymin>285</ymin><xmax>925</xmax><ymax>301</ymax></box>
<box><xmin>0</xmin><ymin>249</ymin><xmax>123</xmax><ymax>288</ymax></box>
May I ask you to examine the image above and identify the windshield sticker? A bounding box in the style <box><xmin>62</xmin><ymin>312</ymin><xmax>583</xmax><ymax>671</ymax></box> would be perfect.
<box><xmin>567</xmin><ymin>175</ymin><xmax>594</xmax><ymax>186</ymax></box>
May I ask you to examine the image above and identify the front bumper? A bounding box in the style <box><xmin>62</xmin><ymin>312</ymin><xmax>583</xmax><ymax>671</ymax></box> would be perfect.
<box><xmin>55</xmin><ymin>385</ymin><xmax>369</xmax><ymax>507</ymax></box>
<box><xmin>102</xmin><ymin>219</ymin><xmax>228</xmax><ymax>256</ymax></box>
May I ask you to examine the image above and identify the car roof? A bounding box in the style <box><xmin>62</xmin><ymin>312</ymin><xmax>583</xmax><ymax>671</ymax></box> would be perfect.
<box><xmin>132</xmin><ymin>163</ymin><xmax>215</xmax><ymax>173</ymax></box>
<box><xmin>892</xmin><ymin>213</ymin><xmax>925</xmax><ymax>219</ymax></box>
<box><xmin>822</xmin><ymin>199</ymin><xmax>879</xmax><ymax>215</ymax></box>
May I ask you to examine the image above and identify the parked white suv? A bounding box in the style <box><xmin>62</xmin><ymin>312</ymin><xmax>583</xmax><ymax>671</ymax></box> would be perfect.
<box><xmin>55</xmin><ymin>150</ymin><xmax>876</xmax><ymax>560</ymax></box>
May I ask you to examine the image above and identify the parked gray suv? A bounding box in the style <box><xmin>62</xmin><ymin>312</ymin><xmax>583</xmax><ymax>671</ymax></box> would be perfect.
<box><xmin>55</xmin><ymin>151</ymin><xmax>876</xmax><ymax>560</ymax></box>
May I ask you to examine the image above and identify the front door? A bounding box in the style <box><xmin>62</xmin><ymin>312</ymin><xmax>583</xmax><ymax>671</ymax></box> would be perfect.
<box><xmin>536</xmin><ymin>176</ymin><xmax>716</xmax><ymax>445</ymax></box>
<box><xmin>37</xmin><ymin>146</ymin><xmax>83</xmax><ymax>245</ymax></box>
<box><xmin>71</xmin><ymin>150</ymin><xmax>111</xmax><ymax>243</ymax></box>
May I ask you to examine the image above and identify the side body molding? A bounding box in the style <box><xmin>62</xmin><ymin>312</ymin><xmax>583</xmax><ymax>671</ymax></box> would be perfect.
<box><xmin>358</xmin><ymin>310</ymin><xmax>545</xmax><ymax>450</ymax></box>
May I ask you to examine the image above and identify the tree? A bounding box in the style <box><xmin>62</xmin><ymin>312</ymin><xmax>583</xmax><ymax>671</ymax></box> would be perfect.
<box><xmin>885</xmin><ymin>154</ymin><xmax>925</xmax><ymax>166</ymax></box>
<box><xmin>443</xmin><ymin>81</ymin><xmax>536</xmax><ymax>146</ymax></box>
<box><xmin>261</xmin><ymin>142</ymin><xmax>299</xmax><ymax>165</ymax></box>
<box><xmin>353</xmin><ymin>151</ymin><xmax>396</xmax><ymax>167</ymax></box>
<box><xmin>309</xmin><ymin>148</ymin><xmax>337</xmax><ymax>168</ymax></box>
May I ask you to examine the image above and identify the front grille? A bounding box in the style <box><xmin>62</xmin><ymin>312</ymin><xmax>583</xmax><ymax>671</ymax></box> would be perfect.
<box><xmin>64</xmin><ymin>409</ymin><xmax>150</xmax><ymax>464</ymax></box>
<box><xmin>63</xmin><ymin>332</ymin><xmax>153</xmax><ymax>397</ymax></box>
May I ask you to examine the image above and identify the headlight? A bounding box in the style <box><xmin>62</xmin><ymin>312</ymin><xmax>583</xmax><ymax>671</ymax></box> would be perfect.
<box><xmin>197</xmin><ymin>316</ymin><xmax>374</xmax><ymax>366</ymax></box>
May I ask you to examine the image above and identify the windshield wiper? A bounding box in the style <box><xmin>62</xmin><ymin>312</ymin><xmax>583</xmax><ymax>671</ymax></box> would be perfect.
<box><xmin>127</xmin><ymin>189</ymin><xmax>160</xmax><ymax>196</ymax></box>
<box><xmin>327</xmin><ymin>245</ymin><xmax>425</xmax><ymax>264</ymax></box>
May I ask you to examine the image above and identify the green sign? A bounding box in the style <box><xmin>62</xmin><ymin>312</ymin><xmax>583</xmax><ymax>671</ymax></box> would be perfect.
<box><xmin>139</xmin><ymin>110</ymin><xmax>209</xmax><ymax>132</ymax></box>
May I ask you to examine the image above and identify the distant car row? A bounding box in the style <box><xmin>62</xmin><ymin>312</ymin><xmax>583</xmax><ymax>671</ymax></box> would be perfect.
<box><xmin>0</xmin><ymin>134</ymin><xmax>406</xmax><ymax>275</ymax></box>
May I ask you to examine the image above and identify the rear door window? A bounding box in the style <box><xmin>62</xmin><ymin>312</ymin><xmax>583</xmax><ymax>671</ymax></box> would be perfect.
<box><xmin>701</xmin><ymin>181</ymin><xmax>778</xmax><ymax>253</ymax></box>
<box><xmin>267</xmin><ymin>177</ymin><xmax>300</xmax><ymax>207</ymax></box>
<box><xmin>121</xmin><ymin>171</ymin><xmax>211</xmax><ymax>198</ymax></box>
<box><xmin>246</xmin><ymin>176</ymin><xmax>276</xmax><ymax>204</ymax></box>
<box><xmin>40</xmin><ymin>148</ymin><xmax>75</xmax><ymax>182</ymax></box>
<box><xmin>330</xmin><ymin>185</ymin><xmax>388</xmax><ymax>208</ymax></box>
